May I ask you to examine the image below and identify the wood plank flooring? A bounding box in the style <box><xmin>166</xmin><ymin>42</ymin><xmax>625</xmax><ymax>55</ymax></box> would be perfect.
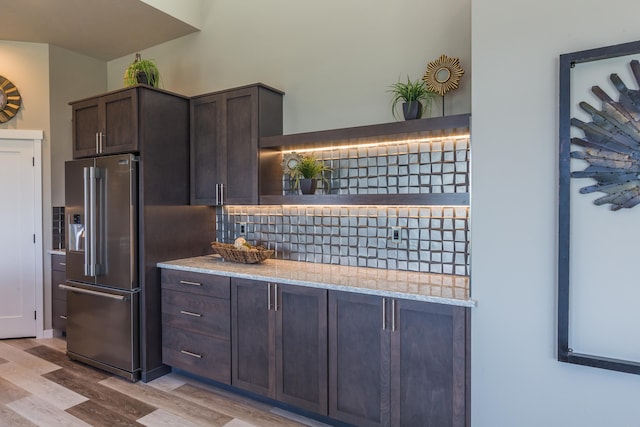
<box><xmin>0</xmin><ymin>338</ymin><xmax>331</xmax><ymax>427</ymax></box>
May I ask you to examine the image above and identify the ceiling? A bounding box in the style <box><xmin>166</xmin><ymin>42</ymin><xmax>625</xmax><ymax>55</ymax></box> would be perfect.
<box><xmin>0</xmin><ymin>0</ymin><xmax>199</xmax><ymax>61</ymax></box>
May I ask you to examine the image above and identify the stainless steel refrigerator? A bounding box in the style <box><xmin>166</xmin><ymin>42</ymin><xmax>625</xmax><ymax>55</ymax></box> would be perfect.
<box><xmin>63</xmin><ymin>153</ymin><xmax>140</xmax><ymax>381</ymax></box>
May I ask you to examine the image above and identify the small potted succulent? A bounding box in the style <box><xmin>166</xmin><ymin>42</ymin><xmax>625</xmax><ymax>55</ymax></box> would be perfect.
<box><xmin>388</xmin><ymin>76</ymin><xmax>437</xmax><ymax>120</ymax></box>
<box><xmin>282</xmin><ymin>152</ymin><xmax>332</xmax><ymax>194</ymax></box>
<box><xmin>123</xmin><ymin>53</ymin><xmax>161</xmax><ymax>87</ymax></box>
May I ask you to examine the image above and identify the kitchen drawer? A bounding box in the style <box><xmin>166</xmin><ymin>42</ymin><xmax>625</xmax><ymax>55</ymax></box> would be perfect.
<box><xmin>51</xmin><ymin>271</ymin><xmax>67</xmax><ymax>301</ymax></box>
<box><xmin>51</xmin><ymin>297</ymin><xmax>67</xmax><ymax>331</ymax></box>
<box><xmin>162</xmin><ymin>327</ymin><xmax>230</xmax><ymax>384</ymax></box>
<box><xmin>161</xmin><ymin>269</ymin><xmax>230</xmax><ymax>299</ymax></box>
<box><xmin>52</xmin><ymin>254</ymin><xmax>66</xmax><ymax>272</ymax></box>
<box><xmin>162</xmin><ymin>289</ymin><xmax>230</xmax><ymax>339</ymax></box>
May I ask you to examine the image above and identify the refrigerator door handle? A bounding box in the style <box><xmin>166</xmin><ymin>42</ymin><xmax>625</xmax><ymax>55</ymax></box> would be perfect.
<box><xmin>89</xmin><ymin>166</ymin><xmax>98</xmax><ymax>276</ymax></box>
<box><xmin>83</xmin><ymin>167</ymin><xmax>92</xmax><ymax>276</ymax></box>
<box><xmin>95</xmin><ymin>166</ymin><xmax>106</xmax><ymax>276</ymax></box>
<box><xmin>59</xmin><ymin>284</ymin><xmax>127</xmax><ymax>301</ymax></box>
<box><xmin>83</xmin><ymin>166</ymin><xmax>98</xmax><ymax>277</ymax></box>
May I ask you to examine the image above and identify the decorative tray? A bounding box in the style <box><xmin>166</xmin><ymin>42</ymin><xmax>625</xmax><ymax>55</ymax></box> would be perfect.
<box><xmin>210</xmin><ymin>242</ymin><xmax>274</xmax><ymax>264</ymax></box>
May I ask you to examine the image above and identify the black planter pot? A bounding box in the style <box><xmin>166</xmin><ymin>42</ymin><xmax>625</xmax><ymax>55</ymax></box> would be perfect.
<box><xmin>136</xmin><ymin>71</ymin><xmax>158</xmax><ymax>87</ymax></box>
<box><xmin>402</xmin><ymin>101</ymin><xmax>423</xmax><ymax>120</ymax></box>
<box><xmin>298</xmin><ymin>178</ymin><xmax>317</xmax><ymax>195</ymax></box>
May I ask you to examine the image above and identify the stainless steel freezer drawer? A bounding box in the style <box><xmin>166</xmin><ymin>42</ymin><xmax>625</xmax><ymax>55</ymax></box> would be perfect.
<box><xmin>63</xmin><ymin>282</ymin><xmax>140</xmax><ymax>381</ymax></box>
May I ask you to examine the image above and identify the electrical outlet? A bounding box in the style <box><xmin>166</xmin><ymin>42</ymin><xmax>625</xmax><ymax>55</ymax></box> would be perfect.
<box><xmin>238</xmin><ymin>222</ymin><xmax>247</xmax><ymax>235</ymax></box>
<box><xmin>391</xmin><ymin>226</ymin><xmax>402</xmax><ymax>243</ymax></box>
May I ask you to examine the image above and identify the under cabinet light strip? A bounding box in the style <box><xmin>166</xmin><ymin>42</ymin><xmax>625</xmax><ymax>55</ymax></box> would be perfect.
<box><xmin>281</xmin><ymin>134</ymin><xmax>470</xmax><ymax>154</ymax></box>
<box><xmin>226</xmin><ymin>205</ymin><xmax>470</xmax><ymax>210</ymax></box>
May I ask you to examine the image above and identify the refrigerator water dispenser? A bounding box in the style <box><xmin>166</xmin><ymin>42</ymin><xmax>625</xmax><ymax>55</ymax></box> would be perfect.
<box><xmin>69</xmin><ymin>213</ymin><xmax>84</xmax><ymax>252</ymax></box>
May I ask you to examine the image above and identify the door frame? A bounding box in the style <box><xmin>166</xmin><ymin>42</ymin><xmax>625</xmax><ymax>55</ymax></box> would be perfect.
<box><xmin>0</xmin><ymin>129</ymin><xmax>43</xmax><ymax>338</ymax></box>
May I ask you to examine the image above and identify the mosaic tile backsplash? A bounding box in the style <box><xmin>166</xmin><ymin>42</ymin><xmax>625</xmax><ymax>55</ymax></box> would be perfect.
<box><xmin>282</xmin><ymin>137</ymin><xmax>469</xmax><ymax>196</ymax></box>
<box><xmin>52</xmin><ymin>206</ymin><xmax>65</xmax><ymax>250</ymax></box>
<box><xmin>217</xmin><ymin>205</ymin><xmax>470</xmax><ymax>276</ymax></box>
<box><xmin>216</xmin><ymin>136</ymin><xmax>470</xmax><ymax>275</ymax></box>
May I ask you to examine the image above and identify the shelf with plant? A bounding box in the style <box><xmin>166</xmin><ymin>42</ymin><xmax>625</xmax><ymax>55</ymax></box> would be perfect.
<box><xmin>258</xmin><ymin>115</ymin><xmax>470</xmax><ymax>206</ymax></box>
<box><xmin>282</xmin><ymin>153</ymin><xmax>332</xmax><ymax>195</ymax></box>
<box><xmin>388</xmin><ymin>76</ymin><xmax>438</xmax><ymax>120</ymax></box>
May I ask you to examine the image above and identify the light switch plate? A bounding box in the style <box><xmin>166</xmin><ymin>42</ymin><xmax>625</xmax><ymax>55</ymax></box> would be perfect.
<box><xmin>391</xmin><ymin>226</ymin><xmax>401</xmax><ymax>243</ymax></box>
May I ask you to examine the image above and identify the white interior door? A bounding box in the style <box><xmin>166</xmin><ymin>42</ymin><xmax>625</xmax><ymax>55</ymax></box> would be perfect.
<box><xmin>0</xmin><ymin>134</ymin><xmax>41</xmax><ymax>338</ymax></box>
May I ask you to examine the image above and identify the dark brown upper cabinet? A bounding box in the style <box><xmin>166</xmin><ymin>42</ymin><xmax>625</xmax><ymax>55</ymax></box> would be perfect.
<box><xmin>71</xmin><ymin>89</ymin><xmax>139</xmax><ymax>158</ymax></box>
<box><xmin>190</xmin><ymin>84</ymin><xmax>283</xmax><ymax>205</ymax></box>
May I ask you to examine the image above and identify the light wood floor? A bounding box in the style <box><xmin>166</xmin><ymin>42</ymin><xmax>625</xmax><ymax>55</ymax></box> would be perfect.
<box><xmin>0</xmin><ymin>337</ymin><xmax>331</xmax><ymax>427</ymax></box>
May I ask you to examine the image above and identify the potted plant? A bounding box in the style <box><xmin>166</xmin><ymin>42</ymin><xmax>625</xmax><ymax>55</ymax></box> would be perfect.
<box><xmin>123</xmin><ymin>53</ymin><xmax>161</xmax><ymax>87</ymax></box>
<box><xmin>388</xmin><ymin>76</ymin><xmax>437</xmax><ymax>120</ymax></box>
<box><xmin>283</xmin><ymin>153</ymin><xmax>332</xmax><ymax>194</ymax></box>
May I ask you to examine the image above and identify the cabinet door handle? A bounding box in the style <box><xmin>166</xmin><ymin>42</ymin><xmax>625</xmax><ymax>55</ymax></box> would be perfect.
<box><xmin>268</xmin><ymin>283</ymin><xmax>272</xmax><ymax>310</ymax></box>
<box><xmin>274</xmin><ymin>283</ymin><xmax>278</xmax><ymax>311</ymax></box>
<box><xmin>59</xmin><ymin>262</ymin><xmax>66</xmax><ymax>267</ymax></box>
<box><xmin>391</xmin><ymin>299</ymin><xmax>397</xmax><ymax>332</ymax></box>
<box><xmin>180</xmin><ymin>310</ymin><xmax>202</xmax><ymax>317</ymax></box>
<box><xmin>95</xmin><ymin>132</ymin><xmax>100</xmax><ymax>153</ymax></box>
<box><xmin>382</xmin><ymin>298</ymin><xmax>387</xmax><ymax>330</ymax></box>
<box><xmin>60</xmin><ymin>315</ymin><xmax>67</xmax><ymax>320</ymax></box>
<box><xmin>99</xmin><ymin>132</ymin><xmax>104</xmax><ymax>153</ymax></box>
<box><xmin>215</xmin><ymin>183</ymin><xmax>226</xmax><ymax>205</ymax></box>
<box><xmin>179</xmin><ymin>280</ymin><xmax>202</xmax><ymax>287</ymax></box>
<box><xmin>180</xmin><ymin>350</ymin><xmax>203</xmax><ymax>359</ymax></box>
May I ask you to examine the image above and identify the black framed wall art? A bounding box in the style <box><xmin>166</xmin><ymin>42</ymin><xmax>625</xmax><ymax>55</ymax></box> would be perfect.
<box><xmin>559</xmin><ymin>40</ymin><xmax>640</xmax><ymax>375</ymax></box>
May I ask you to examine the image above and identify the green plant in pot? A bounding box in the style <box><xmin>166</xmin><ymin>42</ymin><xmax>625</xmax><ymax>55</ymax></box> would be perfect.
<box><xmin>123</xmin><ymin>53</ymin><xmax>161</xmax><ymax>87</ymax></box>
<box><xmin>283</xmin><ymin>153</ymin><xmax>332</xmax><ymax>194</ymax></box>
<box><xmin>388</xmin><ymin>76</ymin><xmax>437</xmax><ymax>120</ymax></box>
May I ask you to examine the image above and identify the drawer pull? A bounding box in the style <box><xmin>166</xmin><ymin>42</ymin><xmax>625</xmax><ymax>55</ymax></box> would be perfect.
<box><xmin>179</xmin><ymin>280</ymin><xmax>202</xmax><ymax>287</ymax></box>
<box><xmin>59</xmin><ymin>262</ymin><xmax>66</xmax><ymax>266</ymax></box>
<box><xmin>180</xmin><ymin>310</ymin><xmax>202</xmax><ymax>318</ymax></box>
<box><xmin>180</xmin><ymin>349</ymin><xmax>203</xmax><ymax>359</ymax></box>
<box><xmin>60</xmin><ymin>315</ymin><xmax>67</xmax><ymax>320</ymax></box>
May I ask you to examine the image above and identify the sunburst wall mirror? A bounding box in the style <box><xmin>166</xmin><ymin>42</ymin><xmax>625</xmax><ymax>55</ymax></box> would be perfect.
<box><xmin>423</xmin><ymin>54</ymin><xmax>464</xmax><ymax>116</ymax></box>
<box><xmin>0</xmin><ymin>75</ymin><xmax>22</xmax><ymax>123</ymax></box>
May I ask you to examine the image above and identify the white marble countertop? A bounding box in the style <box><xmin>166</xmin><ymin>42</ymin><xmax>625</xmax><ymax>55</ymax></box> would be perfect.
<box><xmin>158</xmin><ymin>255</ymin><xmax>475</xmax><ymax>307</ymax></box>
<box><xmin>48</xmin><ymin>249</ymin><xmax>65</xmax><ymax>255</ymax></box>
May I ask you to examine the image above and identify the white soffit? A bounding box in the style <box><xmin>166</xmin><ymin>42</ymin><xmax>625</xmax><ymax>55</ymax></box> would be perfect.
<box><xmin>0</xmin><ymin>0</ymin><xmax>202</xmax><ymax>60</ymax></box>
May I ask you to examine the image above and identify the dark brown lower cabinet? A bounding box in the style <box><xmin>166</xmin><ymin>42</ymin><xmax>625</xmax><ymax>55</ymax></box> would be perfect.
<box><xmin>51</xmin><ymin>254</ymin><xmax>67</xmax><ymax>333</ymax></box>
<box><xmin>329</xmin><ymin>291</ymin><xmax>468</xmax><ymax>427</ymax></box>
<box><xmin>160</xmin><ymin>269</ymin><xmax>468</xmax><ymax>425</ymax></box>
<box><xmin>161</xmin><ymin>270</ymin><xmax>231</xmax><ymax>384</ymax></box>
<box><xmin>231</xmin><ymin>278</ymin><xmax>328</xmax><ymax>415</ymax></box>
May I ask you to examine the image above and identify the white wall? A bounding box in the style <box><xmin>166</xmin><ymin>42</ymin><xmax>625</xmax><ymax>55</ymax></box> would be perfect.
<box><xmin>0</xmin><ymin>42</ymin><xmax>51</xmax><ymax>252</ymax></box>
<box><xmin>141</xmin><ymin>0</ymin><xmax>209</xmax><ymax>29</ymax></box>
<box><xmin>0</xmin><ymin>41</ymin><xmax>106</xmax><ymax>330</ymax></box>
<box><xmin>0</xmin><ymin>41</ymin><xmax>52</xmax><ymax>332</ymax></box>
<box><xmin>49</xmin><ymin>45</ymin><xmax>107</xmax><ymax>207</ymax></box>
<box><xmin>471</xmin><ymin>1</ymin><xmax>640</xmax><ymax>426</ymax></box>
<box><xmin>107</xmin><ymin>0</ymin><xmax>471</xmax><ymax>134</ymax></box>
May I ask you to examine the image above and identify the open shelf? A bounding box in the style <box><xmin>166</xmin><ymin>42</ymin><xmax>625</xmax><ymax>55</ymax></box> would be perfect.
<box><xmin>260</xmin><ymin>114</ymin><xmax>470</xmax><ymax>150</ymax></box>
<box><xmin>259</xmin><ymin>193</ymin><xmax>469</xmax><ymax>206</ymax></box>
<box><xmin>258</xmin><ymin>114</ymin><xmax>471</xmax><ymax>206</ymax></box>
